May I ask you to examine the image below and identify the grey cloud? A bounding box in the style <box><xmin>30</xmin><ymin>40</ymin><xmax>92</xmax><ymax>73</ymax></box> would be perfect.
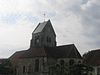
<box><xmin>60</xmin><ymin>0</ymin><xmax>100</xmax><ymax>52</ymax></box>
<box><xmin>78</xmin><ymin>0</ymin><xmax>100</xmax><ymax>50</ymax></box>
<box><xmin>80</xmin><ymin>0</ymin><xmax>100</xmax><ymax>33</ymax></box>
<box><xmin>0</xmin><ymin>0</ymin><xmax>100</xmax><ymax>57</ymax></box>
<box><xmin>82</xmin><ymin>0</ymin><xmax>88</xmax><ymax>4</ymax></box>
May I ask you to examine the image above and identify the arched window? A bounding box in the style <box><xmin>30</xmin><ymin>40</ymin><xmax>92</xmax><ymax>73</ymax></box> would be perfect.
<box><xmin>78</xmin><ymin>61</ymin><xmax>81</xmax><ymax>64</ymax></box>
<box><xmin>34</xmin><ymin>59</ymin><xmax>39</xmax><ymax>72</ymax></box>
<box><xmin>28</xmin><ymin>64</ymin><xmax>33</xmax><ymax>73</ymax></box>
<box><xmin>69</xmin><ymin>59</ymin><xmax>74</xmax><ymax>65</ymax></box>
<box><xmin>60</xmin><ymin>60</ymin><xmax>65</xmax><ymax>66</ymax></box>
<box><xmin>15</xmin><ymin>65</ymin><xmax>18</xmax><ymax>75</ymax></box>
<box><xmin>15</xmin><ymin>68</ymin><xmax>17</xmax><ymax>75</ymax></box>
<box><xmin>23</xmin><ymin>66</ymin><xmax>25</xmax><ymax>73</ymax></box>
<box><xmin>47</xmin><ymin>36</ymin><xmax>51</xmax><ymax>43</ymax></box>
<box><xmin>97</xmin><ymin>68</ymin><xmax>100</xmax><ymax>75</ymax></box>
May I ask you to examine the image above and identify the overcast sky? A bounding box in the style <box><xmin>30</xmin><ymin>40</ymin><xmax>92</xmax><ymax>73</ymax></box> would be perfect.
<box><xmin>0</xmin><ymin>0</ymin><xmax>100</xmax><ymax>58</ymax></box>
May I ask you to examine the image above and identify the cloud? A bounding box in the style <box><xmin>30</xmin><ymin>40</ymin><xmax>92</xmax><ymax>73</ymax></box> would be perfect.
<box><xmin>0</xmin><ymin>0</ymin><xmax>34</xmax><ymax>13</ymax></box>
<box><xmin>74</xmin><ymin>0</ymin><xmax>100</xmax><ymax>52</ymax></box>
<box><xmin>46</xmin><ymin>0</ymin><xmax>100</xmax><ymax>53</ymax></box>
<box><xmin>0</xmin><ymin>0</ymin><xmax>100</xmax><ymax>57</ymax></box>
<box><xmin>0</xmin><ymin>16</ymin><xmax>34</xmax><ymax>57</ymax></box>
<box><xmin>80</xmin><ymin>0</ymin><xmax>100</xmax><ymax>44</ymax></box>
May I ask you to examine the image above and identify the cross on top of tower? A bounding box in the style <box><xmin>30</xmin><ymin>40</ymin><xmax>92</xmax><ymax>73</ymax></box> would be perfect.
<box><xmin>43</xmin><ymin>13</ymin><xmax>46</xmax><ymax>21</ymax></box>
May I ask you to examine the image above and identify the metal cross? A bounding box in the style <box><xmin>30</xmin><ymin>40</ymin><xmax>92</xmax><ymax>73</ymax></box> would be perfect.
<box><xmin>43</xmin><ymin>13</ymin><xmax>46</xmax><ymax>21</ymax></box>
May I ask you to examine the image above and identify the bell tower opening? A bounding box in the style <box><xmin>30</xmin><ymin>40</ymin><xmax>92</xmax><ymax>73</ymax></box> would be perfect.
<box><xmin>30</xmin><ymin>20</ymin><xmax>56</xmax><ymax>48</ymax></box>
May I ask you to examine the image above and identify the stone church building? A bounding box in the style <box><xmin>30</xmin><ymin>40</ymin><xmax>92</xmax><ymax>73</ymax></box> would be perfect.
<box><xmin>9</xmin><ymin>20</ymin><xmax>82</xmax><ymax>75</ymax></box>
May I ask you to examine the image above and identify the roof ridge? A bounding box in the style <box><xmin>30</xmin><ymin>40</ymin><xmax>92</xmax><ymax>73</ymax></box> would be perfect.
<box><xmin>57</xmin><ymin>44</ymin><xmax>74</xmax><ymax>47</ymax></box>
<box><xmin>91</xmin><ymin>49</ymin><xmax>100</xmax><ymax>52</ymax></box>
<box><xmin>74</xmin><ymin>46</ymin><xmax>82</xmax><ymax>58</ymax></box>
<box><xmin>33</xmin><ymin>23</ymin><xmax>40</xmax><ymax>33</ymax></box>
<box><xmin>33</xmin><ymin>20</ymin><xmax>49</xmax><ymax>33</ymax></box>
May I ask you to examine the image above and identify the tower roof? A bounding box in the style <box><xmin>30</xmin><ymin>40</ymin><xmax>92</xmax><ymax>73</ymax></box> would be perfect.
<box><xmin>33</xmin><ymin>20</ymin><xmax>50</xmax><ymax>34</ymax></box>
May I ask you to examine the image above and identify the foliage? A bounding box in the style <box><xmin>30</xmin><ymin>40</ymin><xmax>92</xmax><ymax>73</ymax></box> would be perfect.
<box><xmin>71</xmin><ymin>63</ymin><xmax>93</xmax><ymax>75</ymax></box>
<box><xmin>49</xmin><ymin>61</ymin><xmax>93</xmax><ymax>75</ymax></box>
<box><xmin>0</xmin><ymin>59</ymin><xmax>13</xmax><ymax>75</ymax></box>
<box><xmin>49</xmin><ymin>60</ymin><xmax>68</xmax><ymax>75</ymax></box>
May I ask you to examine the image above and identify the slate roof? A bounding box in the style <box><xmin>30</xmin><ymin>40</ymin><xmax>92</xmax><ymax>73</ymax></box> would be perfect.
<box><xmin>33</xmin><ymin>20</ymin><xmax>48</xmax><ymax>33</ymax></box>
<box><xmin>10</xmin><ymin>44</ymin><xmax>82</xmax><ymax>60</ymax></box>
<box><xmin>83</xmin><ymin>49</ymin><xmax>100</xmax><ymax>66</ymax></box>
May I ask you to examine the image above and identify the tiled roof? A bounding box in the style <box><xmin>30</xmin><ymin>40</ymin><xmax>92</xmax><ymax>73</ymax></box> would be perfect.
<box><xmin>83</xmin><ymin>49</ymin><xmax>100</xmax><ymax>66</ymax></box>
<box><xmin>10</xmin><ymin>44</ymin><xmax>82</xmax><ymax>60</ymax></box>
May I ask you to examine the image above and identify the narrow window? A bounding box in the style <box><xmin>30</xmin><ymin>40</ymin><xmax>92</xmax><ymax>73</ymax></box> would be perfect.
<box><xmin>47</xmin><ymin>37</ymin><xmax>51</xmax><ymax>43</ymax></box>
<box><xmin>34</xmin><ymin>59</ymin><xmax>39</xmax><ymax>72</ymax></box>
<box><xmin>97</xmin><ymin>68</ymin><xmax>100</xmax><ymax>75</ymax></box>
<box><xmin>60</xmin><ymin>60</ymin><xmax>65</xmax><ymax>66</ymax></box>
<box><xmin>34</xmin><ymin>36</ymin><xmax>39</xmax><ymax>45</ymax></box>
<box><xmin>47</xmin><ymin>37</ymin><xmax>49</xmax><ymax>42</ymax></box>
<box><xmin>78</xmin><ymin>61</ymin><xmax>81</xmax><ymax>64</ymax></box>
<box><xmin>69</xmin><ymin>59</ymin><xmax>74</xmax><ymax>65</ymax></box>
<box><xmin>23</xmin><ymin>66</ymin><xmax>25</xmax><ymax>73</ymax></box>
<box><xmin>28</xmin><ymin>65</ymin><xmax>33</xmax><ymax>73</ymax></box>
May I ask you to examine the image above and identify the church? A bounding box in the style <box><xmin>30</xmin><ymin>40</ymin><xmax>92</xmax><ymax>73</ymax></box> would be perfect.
<box><xmin>9</xmin><ymin>20</ymin><xmax>82</xmax><ymax>75</ymax></box>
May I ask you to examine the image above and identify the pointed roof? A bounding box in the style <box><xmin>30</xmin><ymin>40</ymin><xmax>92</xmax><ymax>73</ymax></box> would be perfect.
<box><xmin>33</xmin><ymin>20</ymin><xmax>55</xmax><ymax>35</ymax></box>
<box><xmin>9</xmin><ymin>50</ymin><xmax>27</xmax><ymax>65</ymax></box>
<box><xmin>44</xmin><ymin>44</ymin><xmax>82</xmax><ymax>58</ymax></box>
<box><xmin>83</xmin><ymin>49</ymin><xmax>100</xmax><ymax>66</ymax></box>
<box><xmin>10</xmin><ymin>44</ymin><xmax>82</xmax><ymax>59</ymax></box>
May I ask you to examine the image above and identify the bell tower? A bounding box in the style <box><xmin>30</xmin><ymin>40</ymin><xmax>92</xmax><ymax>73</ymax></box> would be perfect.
<box><xmin>30</xmin><ymin>20</ymin><xmax>56</xmax><ymax>48</ymax></box>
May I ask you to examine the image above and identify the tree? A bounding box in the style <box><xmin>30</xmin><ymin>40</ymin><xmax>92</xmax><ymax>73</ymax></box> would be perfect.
<box><xmin>0</xmin><ymin>59</ymin><xmax>13</xmax><ymax>75</ymax></box>
<box><xmin>72</xmin><ymin>63</ymin><xmax>93</xmax><ymax>75</ymax></box>
<box><xmin>49</xmin><ymin>61</ymin><xmax>93</xmax><ymax>75</ymax></box>
<box><xmin>49</xmin><ymin>60</ymin><xmax>68</xmax><ymax>75</ymax></box>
